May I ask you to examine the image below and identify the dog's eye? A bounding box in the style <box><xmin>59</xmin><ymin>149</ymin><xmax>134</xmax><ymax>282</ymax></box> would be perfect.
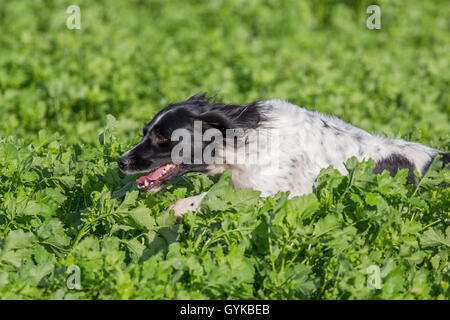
<box><xmin>156</xmin><ymin>136</ymin><xmax>168</xmax><ymax>144</ymax></box>
<box><xmin>153</xmin><ymin>128</ymin><xmax>168</xmax><ymax>144</ymax></box>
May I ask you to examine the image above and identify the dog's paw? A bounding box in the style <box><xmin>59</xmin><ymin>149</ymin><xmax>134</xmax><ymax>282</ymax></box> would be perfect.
<box><xmin>167</xmin><ymin>192</ymin><xmax>207</xmax><ymax>222</ymax></box>
<box><xmin>167</xmin><ymin>198</ymin><xmax>200</xmax><ymax>220</ymax></box>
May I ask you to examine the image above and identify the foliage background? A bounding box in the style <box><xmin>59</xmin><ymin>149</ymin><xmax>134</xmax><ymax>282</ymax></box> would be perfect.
<box><xmin>0</xmin><ymin>0</ymin><xmax>449</xmax><ymax>299</ymax></box>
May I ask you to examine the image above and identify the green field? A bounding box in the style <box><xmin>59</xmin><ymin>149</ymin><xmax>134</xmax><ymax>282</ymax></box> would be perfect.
<box><xmin>0</xmin><ymin>0</ymin><xmax>449</xmax><ymax>299</ymax></box>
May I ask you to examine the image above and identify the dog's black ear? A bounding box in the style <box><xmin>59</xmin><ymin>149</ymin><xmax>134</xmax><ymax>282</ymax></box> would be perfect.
<box><xmin>199</xmin><ymin>102</ymin><xmax>264</xmax><ymax>133</ymax></box>
<box><xmin>198</xmin><ymin>111</ymin><xmax>233</xmax><ymax>134</ymax></box>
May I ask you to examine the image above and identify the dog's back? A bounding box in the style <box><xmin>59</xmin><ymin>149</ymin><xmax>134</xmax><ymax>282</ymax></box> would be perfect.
<box><xmin>225</xmin><ymin>99</ymin><xmax>448</xmax><ymax>196</ymax></box>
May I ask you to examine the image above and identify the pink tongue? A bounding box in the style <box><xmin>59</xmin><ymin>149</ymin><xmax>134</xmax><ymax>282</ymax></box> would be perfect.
<box><xmin>137</xmin><ymin>166</ymin><xmax>166</xmax><ymax>184</ymax></box>
<box><xmin>147</xmin><ymin>166</ymin><xmax>166</xmax><ymax>180</ymax></box>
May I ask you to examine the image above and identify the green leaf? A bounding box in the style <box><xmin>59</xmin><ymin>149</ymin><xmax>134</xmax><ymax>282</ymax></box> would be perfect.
<box><xmin>200</xmin><ymin>170</ymin><xmax>260</xmax><ymax>212</ymax></box>
<box><xmin>313</xmin><ymin>215</ymin><xmax>340</xmax><ymax>238</ymax></box>
<box><xmin>286</xmin><ymin>194</ymin><xmax>320</xmax><ymax>223</ymax></box>
<box><xmin>128</xmin><ymin>206</ymin><xmax>156</xmax><ymax>231</ymax></box>
<box><xmin>36</xmin><ymin>220</ymin><xmax>71</xmax><ymax>254</ymax></box>
<box><xmin>365</xmin><ymin>192</ymin><xmax>383</xmax><ymax>206</ymax></box>
<box><xmin>420</xmin><ymin>228</ymin><xmax>450</xmax><ymax>248</ymax></box>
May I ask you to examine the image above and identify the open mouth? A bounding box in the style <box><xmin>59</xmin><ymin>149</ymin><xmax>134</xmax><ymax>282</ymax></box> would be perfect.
<box><xmin>136</xmin><ymin>162</ymin><xmax>180</xmax><ymax>192</ymax></box>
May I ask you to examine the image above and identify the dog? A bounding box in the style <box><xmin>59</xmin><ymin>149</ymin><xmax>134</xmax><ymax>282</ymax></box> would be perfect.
<box><xmin>118</xmin><ymin>94</ymin><xmax>449</xmax><ymax>219</ymax></box>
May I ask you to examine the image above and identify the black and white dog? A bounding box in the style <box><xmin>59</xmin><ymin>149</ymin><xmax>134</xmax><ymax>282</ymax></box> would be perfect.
<box><xmin>118</xmin><ymin>95</ymin><xmax>449</xmax><ymax>218</ymax></box>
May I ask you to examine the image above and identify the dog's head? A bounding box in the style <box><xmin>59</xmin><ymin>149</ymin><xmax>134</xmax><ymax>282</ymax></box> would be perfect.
<box><xmin>117</xmin><ymin>94</ymin><xmax>264</xmax><ymax>193</ymax></box>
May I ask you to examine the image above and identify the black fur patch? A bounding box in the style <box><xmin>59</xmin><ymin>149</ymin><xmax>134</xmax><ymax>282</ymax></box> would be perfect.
<box><xmin>373</xmin><ymin>153</ymin><xmax>418</xmax><ymax>184</ymax></box>
<box><xmin>438</xmin><ymin>152</ymin><xmax>450</xmax><ymax>168</ymax></box>
<box><xmin>422</xmin><ymin>152</ymin><xmax>450</xmax><ymax>175</ymax></box>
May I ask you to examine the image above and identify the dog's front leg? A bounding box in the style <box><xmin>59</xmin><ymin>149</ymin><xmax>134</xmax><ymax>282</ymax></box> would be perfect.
<box><xmin>167</xmin><ymin>192</ymin><xmax>207</xmax><ymax>222</ymax></box>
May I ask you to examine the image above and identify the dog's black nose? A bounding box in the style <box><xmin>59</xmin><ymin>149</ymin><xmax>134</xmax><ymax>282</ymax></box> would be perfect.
<box><xmin>117</xmin><ymin>157</ymin><xmax>129</xmax><ymax>170</ymax></box>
